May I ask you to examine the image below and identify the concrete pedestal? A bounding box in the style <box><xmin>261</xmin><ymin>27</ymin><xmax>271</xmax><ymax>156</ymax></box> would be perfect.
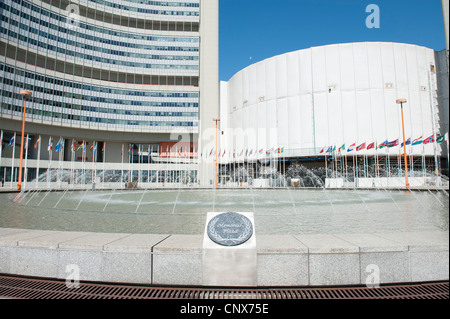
<box><xmin>202</xmin><ymin>212</ymin><xmax>257</xmax><ymax>286</ymax></box>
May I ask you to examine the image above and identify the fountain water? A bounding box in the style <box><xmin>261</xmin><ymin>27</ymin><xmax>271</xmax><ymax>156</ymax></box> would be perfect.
<box><xmin>2</xmin><ymin>158</ymin><xmax>447</xmax><ymax>236</ymax></box>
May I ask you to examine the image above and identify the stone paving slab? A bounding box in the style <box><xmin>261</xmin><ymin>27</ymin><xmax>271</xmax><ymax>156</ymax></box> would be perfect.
<box><xmin>256</xmin><ymin>235</ymin><xmax>308</xmax><ymax>254</ymax></box>
<box><xmin>294</xmin><ymin>234</ymin><xmax>359</xmax><ymax>254</ymax></box>
<box><xmin>104</xmin><ymin>234</ymin><xmax>170</xmax><ymax>253</ymax></box>
<box><xmin>58</xmin><ymin>232</ymin><xmax>130</xmax><ymax>251</ymax></box>
<box><xmin>153</xmin><ymin>235</ymin><xmax>203</xmax><ymax>253</ymax></box>
<box><xmin>375</xmin><ymin>231</ymin><xmax>449</xmax><ymax>251</ymax></box>
<box><xmin>334</xmin><ymin>233</ymin><xmax>409</xmax><ymax>253</ymax></box>
<box><xmin>17</xmin><ymin>231</ymin><xmax>90</xmax><ymax>249</ymax></box>
<box><xmin>0</xmin><ymin>228</ymin><xmax>30</xmax><ymax>237</ymax></box>
<box><xmin>0</xmin><ymin>230</ymin><xmax>58</xmax><ymax>247</ymax></box>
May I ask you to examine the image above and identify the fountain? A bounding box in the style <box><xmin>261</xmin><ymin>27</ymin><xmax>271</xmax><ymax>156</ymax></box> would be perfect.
<box><xmin>1</xmin><ymin>161</ymin><xmax>447</xmax><ymax>236</ymax></box>
<box><xmin>0</xmin><ymin>162</ymin><xmax>448</xmax><ymax>288</ymax></box>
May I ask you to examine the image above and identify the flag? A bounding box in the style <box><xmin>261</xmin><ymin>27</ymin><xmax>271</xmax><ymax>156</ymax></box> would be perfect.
<box><xmin>258</xmin><ymin>148</ymin><xmax>263</xmax><ymax>154</ymax></box>
<box><xmin>347</xmin><ymin>143</ymin><xmax>356</xmax><ymax>152</ymax></box>
<box><xmin>279</xmin><ymin>147</ymin><xmax>284</xmax><ymax>153</ymax></box>
<box><xmin>222</xmin><ymin>150</ymin><xmax>226</xmax><ymax>157</ymax></box>
<box><xmin>378</xmin><ymin>140</ymin><xmax>388</xmax><ymax>149</ymax></box>
<box><xmin>436</xmin><ymin>133</ymin><xmax>447</xmax><ymax>144</ymax></box>
<box><xmin>8</xmin><ymin>136</ymin><xmax>15</xmax><ymax>147</ymax></box>
<box><xmin>412</xmin><ymin>136</ymin><xmax>423</xmax><ymax>146</ymax></box>
<box><xmin>55</xmin><ymin>138</ymin><xmax>62</xmax><ymax>152</ymax></box>
<box><xmin>367</xmin><ymin>142</ymin><xmax>375</xmax><ymax>150</ymax></box>
<box><xmin>400</xmin><ymin>138</ymin><xmax>411</xmax><ymax>147</ymax></box>
<box><xmin>48</xmin><ymin>137</ymin><xmax>52</xmax><ymax>151</ymax></box>
<box><xmin>319</xmin><ymin>147</ymin><xmax>324</xmax><ymax>154</ymax></box>
<box><xmin>326</xmin><ymin>146</ymin><xmax>333</xmax><ymax>153</ymax></box>
<box><xmin>77</xmin><ymin>141</ymin><xmax>84</xmax><ymax>151</ymax></box>
<box><xmin>338</xmin><ymin>144</ymin><xmax>345</xmax><ymax>152</ymax></box>
<box><xmin>387</xmin><ymin>139</ymin><xmax>399</xmax><ymax>148</ymax></box>
<box><xmin>248</xmin><ymin>149</ymin><xmax>252</xmax><ymax>156</ymax></box>
<box><xmin>356</xmin><ymin>143</ymin><xmax>366</xmax><ymax>151</ymax></box>
<box><xmin>423</xmin><ymin>135</ymin><xmax>434</xmax><ymax>144</ymax></box>
<box><xmin>34</xmin><ymin>137</ymin><xmax>40</xmax><ymax>149</ymax></box>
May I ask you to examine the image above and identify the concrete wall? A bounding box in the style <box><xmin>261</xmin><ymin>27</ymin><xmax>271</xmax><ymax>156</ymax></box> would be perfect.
<box><xmin>0</xmin><ymin>228</ymin><xmax>447</xmax><ymax>287</ymax></box>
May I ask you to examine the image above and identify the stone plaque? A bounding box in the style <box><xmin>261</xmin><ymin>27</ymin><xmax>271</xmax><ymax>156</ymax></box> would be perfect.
<box><xmin>207</xmin><ymin>212</ymin><xmax>253</xmax><ymax>246</ymax></box>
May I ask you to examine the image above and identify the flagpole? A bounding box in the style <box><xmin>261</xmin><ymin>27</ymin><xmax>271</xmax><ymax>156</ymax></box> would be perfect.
<box><xmin>121</xmin><ymin>143</ymin><xmax>124</xmax><ymax>187</ymax></box>
<box><xmin>147</xmin><ymin>145</ymin><xmax>150</xmax><ymax>186</ymax></box>
<box><xmin>0</xmin><ymin>131</ymin><xmax>3</xmax><ymax>174</ymax></box>
<box><xmin>352</xmin><ymin>152</ymin><xmax>356</xmax><ymax>186</ymax></box>
<box><xmin>11</xmin><ymin>132</ymin><xmax>16</xmax><ymax>188</ymax></box>
<box><xmin>447</xmin><ymin>133</ymin><xmax>449</xmax><ymax>176</ymax></box>
<box><xmin>165</xmin><ymin>146</ymin><xmax>168</xmax><ymax>187</ymax></box>
<box><xmin>345</xmin><ymin>148</ymin><xmax>349</xmax><ymax>184</ymax></box>
<box><xmin>71</xmin><ymin>139</ymin><xmax>74</xmax><ymax>186</ymax></box>
<box><xmin>82</xmin><ymin>140</ymin><xmax>86</xmax><ymax>186</ymax></box>
<box><xmin>23</xmin><ymin>134</ymin><xmax>29</xmax><ymax>189</ymax></box>
<box><xmin>138</xmin><ymin>144</ymin><xmax>141</xmax><ymax>185</ymax></box>
<box><xmin>130</xmin><ymin>144</ymin><xmax>132</xmax><ymax>184</ymax></box>
<box><xmin>48</xmin><ymin>136</ymin><xmax>53</xmax><ymax>188</ymax></box>
<box><xmin>36</xmin><ymin>135</ymin><xmax>41</xmax><ymax>188</ymax></box>
<box><xmin>58</xmin><ymin>137</ymin><xmax>62</xmax><ymax>188</ymax></box>
<box><xmin>92</xmin><ymin>140</ymin><xmax>95</xmax><ymax>185</ymax></box>
<box><xmin>0</xmin><ymin>130</ymin><xmax>3</xmax><ymax>186</ymax></box>
<box><xmin>102</xmin><ymin>142</ymin><xmax>105</xmax><ymax>189</ymax></box>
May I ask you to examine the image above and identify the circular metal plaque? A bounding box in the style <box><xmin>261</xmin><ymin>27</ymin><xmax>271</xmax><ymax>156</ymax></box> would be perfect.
<box><xmin>207</xmin><ymin>212</ymin><xmax>253</xmax><ymax>246</ymax></box>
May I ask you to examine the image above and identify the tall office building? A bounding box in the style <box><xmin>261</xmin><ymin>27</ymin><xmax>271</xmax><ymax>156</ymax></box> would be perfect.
<box><xmin>0</xmin><ymin>0</ymin><xmax>219</xmax><ymax>187</ymax></box>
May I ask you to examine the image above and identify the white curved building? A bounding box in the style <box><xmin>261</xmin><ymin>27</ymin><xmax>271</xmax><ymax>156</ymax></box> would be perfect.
<box><xmin>221</xmin><ymin>42</ymin><xmax>448</xmax><ymax>163</ymax></box>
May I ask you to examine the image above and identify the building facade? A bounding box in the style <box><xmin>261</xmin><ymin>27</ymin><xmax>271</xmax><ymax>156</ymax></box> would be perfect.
<box><xmin>221</xmin><ymin>42</ymin><xmax>448</xmax><ymax>166</ymax></box>
<box><xmin>0</xmin><ymin>0</ymin><xmax>219</xmax><ymax>188</ymax></box>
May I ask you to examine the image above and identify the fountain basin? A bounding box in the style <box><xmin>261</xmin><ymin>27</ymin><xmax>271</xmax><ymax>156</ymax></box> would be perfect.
<box><xmin>0</xmin><ymin>228</ymin><xmax>447</xmax><ymax>286</ymax></box>
<box><xmin>0</xmin><ymin>188</ymin><xmax>448</xmax><ymax>286</ymax></box>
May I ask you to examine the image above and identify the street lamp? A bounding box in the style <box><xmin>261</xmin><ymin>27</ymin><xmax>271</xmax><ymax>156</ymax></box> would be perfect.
<box><xmin>396</xmin><ymin>98</ymin><xmax>410</xmax><ymax>189</ymax></box>
<box><xmin>213</xmin><ymin>117</ymin><xmax>220</xmax><ymax>188</ymax></box>
<box><xmin>17</xmin><ymin>90</ymin><xmax>32</xmax><ymax>191</ymax></box>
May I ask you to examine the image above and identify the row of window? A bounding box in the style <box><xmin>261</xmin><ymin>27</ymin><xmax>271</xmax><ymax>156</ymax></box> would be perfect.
<box><xmin>1</xmin><ymin>90</ymin><xmax>198</xmax><ymax>118</ymax></box>
<box><xmin>13</xmin><ymin>0</ymin><xmax>199</xmax><ymax>18</ymax></box>
<box><xmin>0</xmin><ymin>62</ymin><xmax>199</xmax><ymax>98</ymax></box>
<box><xmin>2</xmin><ymin>28</ymin><xmax>199</xmax><ymax>71</ymax></box>
<box><xmin>1</xmin><ymin>81</ymin><xmax>199</xmax><ymax>110</ymax></box>
<box><xmin>83</xmin><ymin>0</ymin><xmax>199</xmax><ymax>16</ymax></box>
<box><xmin>4</xmin><ymin>16</ymin><xmax>199</xmax><ymax>56</ymax></box>
<box><xmin>2</xmin><ymin>102</ymin><xmax>197</xmax><ymax>127</ymax></box>
<box><xmin>95</xmin><ymin>0</ymin><xmax>199</xmax><ymax>8</ymax></box>
<box><xmin>3</xmin><ymin>1</ymin><xmax>200</xmax><ymax>43</ymax></box>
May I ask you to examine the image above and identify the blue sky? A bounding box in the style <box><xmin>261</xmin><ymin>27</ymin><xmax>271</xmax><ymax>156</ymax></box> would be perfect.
<box><xmin>219</xmin><ymin>0</ymin><xmax>447</xmax><ymax>81</ymax></box>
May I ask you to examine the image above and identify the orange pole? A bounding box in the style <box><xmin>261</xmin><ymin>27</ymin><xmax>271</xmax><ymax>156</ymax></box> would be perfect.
<box><xmin>400</xmin><ymin>103</ymin><xmax>410</xmax><ymax>189</ymax></box>
<box><xmin>17</xmin><ymin>95</ymin><xmax>27</xmax><ymax>190</ymax></box>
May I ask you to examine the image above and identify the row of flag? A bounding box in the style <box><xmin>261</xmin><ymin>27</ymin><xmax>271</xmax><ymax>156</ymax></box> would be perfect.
<box><xmin>6</xmin><ymin>132</ymin><xmax>447</xmax><ymax>159</ymax></box>
<box><xmin>320</xmin><ymin>133</ymin><xmax>448</xmax><ymax>154</ymax></box>
<box><xmin>203</xmin><ymin>147</ymin><xmax>285</xmax><ymax>158</ymax></box>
